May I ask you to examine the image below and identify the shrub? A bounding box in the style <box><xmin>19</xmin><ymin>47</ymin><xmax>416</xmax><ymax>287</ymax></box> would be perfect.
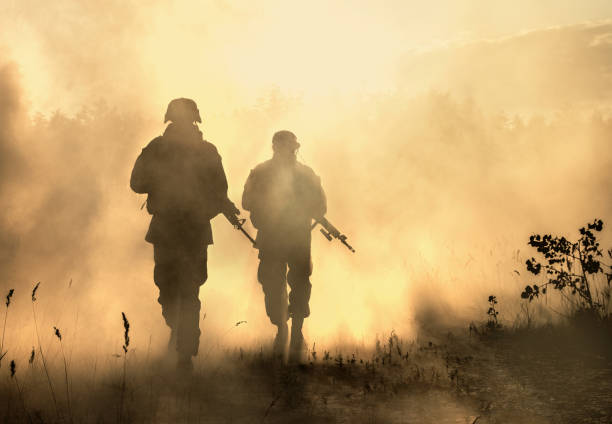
<box><xmin>521</xmin><ymin>219</ymin><xmax>612</xmax><ymax>317</ymax></box>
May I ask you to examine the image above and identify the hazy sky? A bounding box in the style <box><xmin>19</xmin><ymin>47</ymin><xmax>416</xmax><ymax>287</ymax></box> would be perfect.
<box><xmin>2</xmin><ymin>1</ymin><xmax>612</xmax><ymax>115</ymax></box>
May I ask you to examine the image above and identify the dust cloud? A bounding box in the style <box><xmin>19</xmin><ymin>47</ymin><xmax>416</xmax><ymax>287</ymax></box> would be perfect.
<box><xmin>0</xmin><ymin>2</ymin><xmax>611</xmax><ymax>360</ymax></box>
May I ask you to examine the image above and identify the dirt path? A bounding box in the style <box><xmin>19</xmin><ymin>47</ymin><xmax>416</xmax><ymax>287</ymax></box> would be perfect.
<box><xmin>143</xmin><ymin>330</ymin><xmax>612</xmax><ymax>423</ymax></box>
<box><xmin>455</xmin><ymin>330</ymin><xmax>612</xmax><ymax>424</ymax></box>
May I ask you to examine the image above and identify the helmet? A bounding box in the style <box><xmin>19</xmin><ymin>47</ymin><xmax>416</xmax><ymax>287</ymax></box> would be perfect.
<box><xmin>164</xmin><ymin>98</ymin><xmax>202</xmax><ymax>124</ymax></box>
<box><xmin>272</xmin><ymin>130</ymin><xmax>300</xmax><ymax>150</ymax></box>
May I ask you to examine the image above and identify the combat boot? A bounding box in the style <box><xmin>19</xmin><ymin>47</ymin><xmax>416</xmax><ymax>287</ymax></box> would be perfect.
<box><xmin>273</xmin><ymin>322</ymin><xmax>288</xmax><ymax>359</ymax></box>
<box><xmin>168</xmin><ymin>329</ymin><xmax>177</xmax><ymax>352</ymax></box>
<box><xmin>177</xmin><ymin>353</ymin><xmax>193</xmax><ymax>373</ymax></box>
<box><xmin>289</xmin><ymin>317</ymin><xmax>306</xmax><ymax>364</ymax></box>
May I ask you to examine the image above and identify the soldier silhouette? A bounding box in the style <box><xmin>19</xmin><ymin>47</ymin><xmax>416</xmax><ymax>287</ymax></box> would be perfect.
<box><xmin>130</xmin><ymin>98</ymin><xmax>239</xmax><ymax>370</ymax></box>
<box><xmin>242</xmin><ymin>130</ymin><xmax>326</xmax><ymax>362</ymax></box>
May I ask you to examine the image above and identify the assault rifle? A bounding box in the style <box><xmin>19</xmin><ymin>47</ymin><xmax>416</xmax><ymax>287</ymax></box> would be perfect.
<box><xmin>224</xmin><ymin>212</ymin><xmax>256</xmax><ymax>246</ymax></box>
<box><xmin>223</xmin><ymin>202</ymin><xmax>256</xmax><ymax>247</ymax></box>
<box><xmin>312</xmin><ymin>217</ymin><xmax>355</xmax><ymax>253</ymax></box>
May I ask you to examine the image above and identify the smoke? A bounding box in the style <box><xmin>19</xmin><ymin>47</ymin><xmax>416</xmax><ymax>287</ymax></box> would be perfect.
<box><xmin>397</xmin><ymin>21</ymin><xmax>612</xmax><ymax>113</ymax></box>
<box><xmin>0</xmin><ymin>5</ymin><xmax>611</xmax><ymax>358</ymax></box>
<box><xmin>0</xmin><ymin>60</ymin><xmax>24</xmax><ymax>278</ymax></box>
<box><xmin>0</xmin><ymin>59</ymin><xmax>159</xmax><ymax>353</ymax></box>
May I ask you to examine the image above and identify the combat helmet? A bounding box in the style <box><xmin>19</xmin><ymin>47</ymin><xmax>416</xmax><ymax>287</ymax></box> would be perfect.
<box><xmin>272</xmin><ymin>130</ymin><xmax>300</xmax><ymax>150</ymax></box>
<box><xmin>164</xmin><ymin>98</ymin><xmax>202</xmax><ymax>124</ymax></box>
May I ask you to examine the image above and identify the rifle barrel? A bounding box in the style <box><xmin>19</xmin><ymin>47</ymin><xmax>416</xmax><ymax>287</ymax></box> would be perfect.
<box><xmin>239</xmin><ymin>226</ymin><xmax>256</xmax><ymax>246</ymax></box>
<box><xmin>224</xmin><ymin>213</ymin><xmax>257</xmax><ymax>247</ymax></box>
<box><xmin>313</xmin><ymin>218</ymin><xmax>355</xmax><ymax>253</ymax></box>
<box><xmin>340</xmin><ymin>238</ymin><xmax>355</xmax><ymax>253</ymax></box>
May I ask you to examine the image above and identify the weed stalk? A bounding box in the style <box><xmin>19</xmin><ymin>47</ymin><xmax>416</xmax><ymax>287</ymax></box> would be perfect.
<box><xmin>0</xmin><ymin>289</ymin><xmax>14</xmax><ymax>367</ymax></box>
<box><xmin>118</xmin><ymin>312</ymin><xmax>130</xmax><ymax>423</ymax></box>
<box><xmin>10</xmin><ymin>360</ymin><xmax>33</xmax><ymax>424</ymax></box>
<box><xmin>31</xmin><ymin>282</ymin><xmax>60</xmax><ymax>420</ymax></box>
<box><xmin>54</xmin><ymin>327</ymin><xmax>73</xmax><ymax>424</ymax></box>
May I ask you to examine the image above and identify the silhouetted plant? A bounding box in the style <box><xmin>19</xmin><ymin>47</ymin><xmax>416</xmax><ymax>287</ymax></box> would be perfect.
<box><xmin>522</xmin><ymin>219</ymin><xmax>612</xmax><ymax>317</ymax></box>
<box><xmin>121</xmin><ymin>312</ymin><xmax>130</xmax><ymax>354</ymax></box>
<box><xmin>118</xmin><ymin>312</ymin><xmax>130</xmax><ymax>424</ymax></box>
<box><xmin>10</xmin><ymin>360</ymin><xmax>32</xmax><ymax>423</ymax></box>
<box><xmin>30</xmin><ymin>282</ymin><xmax>60</xmax><ymax>420</ymax></box>
<box><xmin>486</xmin><ymin>295</ymin><xmax>501</xmax><ymax>329</ymax></box>
<box><xmin>54</xmin><ymin>326</ymin><xmax>73</xmax><ymax>423</ymax></box>
<box><xmin>1</xmin><ymin>289</ymin><xmax>14</xmax><ymax>368</ymax></box>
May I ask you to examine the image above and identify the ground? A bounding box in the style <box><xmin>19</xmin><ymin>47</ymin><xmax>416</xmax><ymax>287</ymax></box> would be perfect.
<box><xmin>2</xmin><ymin>321</ymin><xmax>611</xmax><ymax>423</ymax></box>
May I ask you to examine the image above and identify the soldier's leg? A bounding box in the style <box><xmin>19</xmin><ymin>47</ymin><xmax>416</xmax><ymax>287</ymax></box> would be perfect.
<box><xmin>287</xmin><ymin>254</ymin><xmax>312</xmax><ymax>323</ymax></box>
<box><xmin>287</xmin><ymin>250</ymin><xmax>312</xmax><ymax>362</ymax></box>
<box><xmin>175</xmin><ymin>245</ymin><xmax>208</xmax><ymax>359</ymax></box>
<box><xmin>257</xmin><ymin>254</ymin><xmax>289</xmax><ymax>326</ymax></box>
<box><xmin>258</xmin><ymin>253</ymin><xmax>289</xmax><ymax>357</ymax></box>
<box><xmin>153</xmin><ymin>244</ymin><xmax>181</xmax><ymax>335</ymax></box>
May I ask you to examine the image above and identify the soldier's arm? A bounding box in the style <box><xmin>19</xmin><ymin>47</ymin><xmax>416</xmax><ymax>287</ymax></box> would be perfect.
<box><xmin>300</xmin><ymin>165</ymin><xmax>327</xmax><ymax>219</ymax></box>
<box><xmin>130</xmin><ymin>147</ymin><xmax>151</xmax><ymax>194</ymax></box>
<box><xmin>213</xmin><ymin>154</ymin><xmax>229</xmax><ymax>201</ymax></box>
<box><xmin>313</xmin><ymin>174</ymin><xmax>327</xmax><ymax>220</ymax></box>
<box><xmin>206</xmin><ymin>143</ymin><xmax>238</xmax><ymax>217</ymax></box>
<box><xmin>130</xmin><ymin>137</ymin><xmax>163</xmax><ymax>194</ymax></box>
<box><xmin>241</xmin><ymin>170</ymin><xmax>256</xmax><ymax>212</ymax></box>
<box><xmin>242</xmin><ymin>168</ymin><xmax>268</xmax><ymax>230</ymax></box>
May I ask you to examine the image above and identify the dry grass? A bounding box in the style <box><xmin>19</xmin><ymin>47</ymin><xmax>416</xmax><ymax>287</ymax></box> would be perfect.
<box><xmin>0</xmin><ymin>283</ymin><xmax>610</xmax><ymax>423</ymax></box>
<box><xmin>0</xmin><ymin>305</ymin><xmax>464</xmax><ymax>424</ymax></box>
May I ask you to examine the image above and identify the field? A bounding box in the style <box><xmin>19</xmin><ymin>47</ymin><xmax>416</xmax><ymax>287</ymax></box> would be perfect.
<box><xmin>1</xmin><ymin>312</ymin><xmax>611</xmax><ymax>424</ymax></box>
<box><xmin>1</xmin><ymin>220</ymin><xmax>611</xmax><ymax>423</ymax></box>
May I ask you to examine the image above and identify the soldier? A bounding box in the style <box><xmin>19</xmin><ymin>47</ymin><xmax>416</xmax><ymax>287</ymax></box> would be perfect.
<box><xmin>242</xmin><ymin>130</ymin><xmax>326</xmax><ymax>362</ymax></box>
<box><xmin>130</xmin><ymin>98</ymin><xmax>239</xmax><ymax>370</ymax></box>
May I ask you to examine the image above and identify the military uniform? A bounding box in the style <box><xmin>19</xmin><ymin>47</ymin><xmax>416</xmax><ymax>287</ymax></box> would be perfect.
<box><xmin>131</xmin><ymin>117</ymin><xmax>231</xmax><ymax>360</ymax></box>
<box><xmin>242</xmin><ymin>156</ymin><xmax>326</xmax><ymax>331</ymax></box>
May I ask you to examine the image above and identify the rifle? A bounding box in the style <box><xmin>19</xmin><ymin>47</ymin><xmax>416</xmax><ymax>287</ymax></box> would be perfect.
<box><xmin>312</xmin><ymin>217</ymin><xmax>355</xmax><ymax>253</ymax></box>
<box><xmin>223</xmin><ymin>207</ymin><xmax>256</xmax><ymax>247</ymax></box>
